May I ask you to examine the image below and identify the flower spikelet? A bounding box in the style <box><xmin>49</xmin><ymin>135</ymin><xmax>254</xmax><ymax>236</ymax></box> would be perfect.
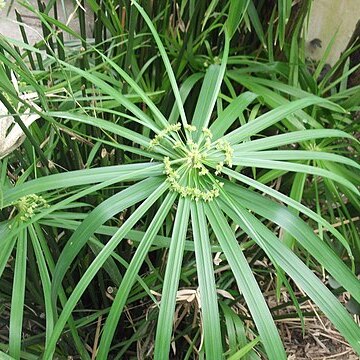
<box><xmin>184</xmin><ymin>124</ymin><xmax>197</xmax><ymax>132</ymax></box>
<box><xmin>216</xmin><ymin>139</ymin><xmax>234</xmax><ymax>168</ymax></box>
<box><xmin>15</xmin><ymin>194</ymin><xmax>49</xmax><ymax>221</ymax></box>
<box><xmin>202</xmin><ymin>127</ymin><xmax>213</xmax><ymax>139</ymax></box>
<box><xmin>149</xmin><ymin>123</ymin><xmax>181</xmax><ymax>150</ymax></box>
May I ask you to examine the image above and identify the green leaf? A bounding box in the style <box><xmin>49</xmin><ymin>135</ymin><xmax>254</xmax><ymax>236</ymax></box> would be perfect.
<box><xmin>227</xmin><ymin>337</ymin><xmax>260</xmax><ymax>360</ymax></box>
<box><xmin>210</xmin><ymin>92</ymin><xmax>258</xmax><ymax>140</ymax></box>
<box><xmin>234</xmin><ymin>150</ymin><xmax>360</xmax><ymax>170</ymax></box>
<box><xmin>96</xmin><ymin>192</ymin><xmax>177</xmax><ymax>358</ymax></box>
<box><xmin>0</xmin><ymin>351</ymin><xmax>16</xmax><ymax>360</ymax></box>
<box><xmin>191</xmin><ymin>58</ymin><xmax>228</xmax><ymax>140</ymax></box>
<box><xmin>154</xmin><ymin>197</ymin><xmax>190</xmax><ymax>359</ymax></box>
<box><xmin>206</xmin><ymin>201</ymin><xmax>286</xmax><ymax>360</ymax></box>
<box><xmin>233</xmin><ymin>129</ymin><xmax>356</xmax><ymax>152</ymax></box>
<box><xmin>131</xmin><ymin>1</ymin><xmax>189</xmax><ymax>129</ymax></box>
<box><xmin>53</xmin><ymin>61</ymin><xmax>162</xmax><ymax>131</ymax></box>
<box><xmin>0</xmin><ymin>222</ymin><xmax>17</xmax><ymax>278</ymax></box>
<box><xmin>9</xmin><ymin>227</ymin><xmax>27</xmax><ymax>359</ymax></box>
<box><xmin>93</xmin><ymin>48</ymin><xmax>170</xmax><ymax>129</ymax></box>
<box><xmin>223</xmin><ymin>181</ymin><xmax>360</xmax><ymax>304</ymax></box>
<box><xmin>222</xmin><ymin>167</ymin><xmax>354</xmax><ymax>258</ymax></box>
<box><xmin>230</xmin><ymin>74</ymin><xmax>346</xmax><ymax>113</ymax></box>
<box><xmin>38</xmin><ymin>217</ymin><xmax>223</xmax><ymax>253</ymax></box>
<box><xmin>280</xmin><ymin>172</ymin><xmax>306</xmax><ymax>249</ymax></box>
<box><xmin>43</xmin><ymin>182</ymin><xmax>169</xmax><ymax>359</ymax></box>
<box><xmin>246</xmin><ymin>1</ymin><xmax>265</xmax><ymax>47</ymax></box>
<box><xmin>32</xmin><ymin>224</ymin><xmax>90</xmax><ymax>359</ymax></box>
<box><xmin>191</xmin><ymin>201</ymin><xmax>223</xmax><ymax>359</ymax></box>
<box><xmin>221</xmin><ymin>303</ymin><xmax>239</xmax><ymax>355</ymax></box>
<box><xmin>221</xmin><ymin>302</ymin><xmax>260</xmax><ymax>359</ymax></box>
<box><xmin>221</xmin><ymin>198</ymin><xmax>360</xmax><ymax>354</ymax></box>
<box><xmin>225</xmin><ymin>159</ymin><xmax>359</xmax><ymax>195</ymax></box>
<box><xmin>49</xmin><ymin>111</ymin><xmax>153</xmax><ymax>148</ymax></box>
<box><xmin>223</xmin><ymin>97</ymin><xmax>337</xmax><ymax>145</ymax></box>
<box><xmin>225</xmin><ymin>0</ymin><xmax>250</xmax><ymax>39</ymax></box>
<box><xmin>51</xmin><ymin>177</ymin><xmax>163</xmax><ymax>306</ymax></box>
<box><xmin>169</xmin><ymin>73</ymin><xmax>204</xmax><ymax>124</ymax></box>
<box><xmin>2</xmin><ymin>163</ymin><xmax>163</xmax><ymax>208</ymax></box>
<box><xmin>28</xmin><ymin>225</ymin><xmax>54</xmax><ymax>346</ymax></box>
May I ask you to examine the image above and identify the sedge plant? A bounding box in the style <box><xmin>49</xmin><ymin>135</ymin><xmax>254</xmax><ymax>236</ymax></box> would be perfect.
<box><xmin>0</xmin><ymin>1</ymin><xmax>360</xmax><ymax>359</ymax></box>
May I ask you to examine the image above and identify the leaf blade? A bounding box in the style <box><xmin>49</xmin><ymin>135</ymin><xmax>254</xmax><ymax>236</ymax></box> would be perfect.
<box><xmin>154</xmin><ymin>197</ymin><xmax>191</xmax><ymax>359</ymax></box>
<box><xmin>206</xmin><ymin>201</ymin><xmax>286</xmax><ymax>360</ymax></box>
<box><xmin>191</xmin><ymin>201</ymin><xmax>223</xmax><ymax>359</ymax></box>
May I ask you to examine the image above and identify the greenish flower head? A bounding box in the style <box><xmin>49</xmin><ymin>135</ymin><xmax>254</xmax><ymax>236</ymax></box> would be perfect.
<box><xmin>15</xmin><ymin>194</ymin><xmax>49</xmax><ymax>221</ymax></box>
<box><xmin>149</xmin><ymin>123</ymin><xmax>233</xmax><ymax>202</ymax></box>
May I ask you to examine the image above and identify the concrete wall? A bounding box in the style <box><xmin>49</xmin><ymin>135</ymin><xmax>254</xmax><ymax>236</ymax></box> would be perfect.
<box><xmin>305</xmin><ymin>0</ymin><xmax>360</xmax><ymax>64</ymax></box>
<box><xmin>0</xmin><ymin>0</ymin><xmax>92</xmax><ymax>44</ymax></box>
<box><xmin>0</xmin><ymin>1</ymin><xmax>42</xmax><ymax>43</ymax></box>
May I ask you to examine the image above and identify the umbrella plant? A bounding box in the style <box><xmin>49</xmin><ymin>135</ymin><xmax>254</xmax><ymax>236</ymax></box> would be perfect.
<box><xmin>0</xmin><ymin>1</ymin><xmax>359</xmax><ymax>359</ymax></box>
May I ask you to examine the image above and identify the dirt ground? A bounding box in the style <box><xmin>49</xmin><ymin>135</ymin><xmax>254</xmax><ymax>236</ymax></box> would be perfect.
<box><xmin>273</xmin><ymin>291</ymin><xmax>360</xmax><ymax>360</ymax></box>
<box><xmin>282</xmin><ymin>317</ymin><xmax>359</xmax><ymax>359</ymax></box>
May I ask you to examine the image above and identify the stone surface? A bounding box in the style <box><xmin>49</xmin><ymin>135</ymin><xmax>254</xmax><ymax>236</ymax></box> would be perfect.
<box><xmin>0</xmin><ymin>0</ymin><xmax>92</xmax><ymax>44</ymax></box>
<box><xmin>305</xmin><ymin>0</ymin><xmax>360</xmax><ymax>64</ymax></box>
<box><xmin>1</xmin><ymin>1</ymin><xmax>46</xmax><ymax>43</ymax></box>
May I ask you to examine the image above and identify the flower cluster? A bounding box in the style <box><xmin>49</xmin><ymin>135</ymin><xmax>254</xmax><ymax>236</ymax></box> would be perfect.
<box><xmin>15</xmin><ymin>194</ymin><xmax>49</xmax><ymax>221</ymax></box>
<box><xmin>178</xmin><ymin>183</ymin><xmax>221</xmax><ymax>202</ymax></box>
<box><xmin>215</xmin><ymin>162</ymin><xmax>224</xmax><ymax>175</ymax></box>
<box><xmin>184</xmin><ymin>124</ymin><xmax>196</xmax><ymax>132</ymax></box>
<box><xmin>148</xmin><ymin>123</ymin><xmax>181</xmax><ymax>149</ymax></box>
<box><xmin>202</xmin><ymin>127</ymin><xmax>213</xmax><ymax>150</ymax></box>
<box><xmin>216</xmin><ymin>139</ymin><xmax>233</xmax><ymax>168</ymax></box>
<box><xmin>163</xmin><ymin>157</ymin><xmax>223</xmax><ymax>202</ymax></box>
<box><xmin>202</xmin><ymin>127</ymin><xmax>213</xmax><ymax>138</ymax></box>
<box><xmin>152</xmin><ymin>123</ymin><xmax>232</xmax><ymax>201</ymax></box>
<box><xmin>185</xmin><ymin>140</ymin><xmax>208</xmax><ymax>175</ymax></box>
<box><xmin>164</xmin><ymin>156</ymin><xmax>180</xmax><ymax>182</ymax></box>
<box><xmin>148</xmin><ymin>123</ymin><xmax>215</xmax><ymax>153</ymax></box>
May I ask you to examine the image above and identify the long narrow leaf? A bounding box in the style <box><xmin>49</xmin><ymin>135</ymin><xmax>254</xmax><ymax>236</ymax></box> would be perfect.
<box><xmin>154</xmin><ymin>198</ymin><xmax>190</xmax><ymax>359</ymax></box>
<box><xmin>28</xmin><ymin>225</ymin><xmax>54</xmax><ymax>346</ymax></box>
<box><xmin>2</xmin><ymin>163</ymin><xmax>163</xmax><ymax>207</ymax></box>
<box><xmin>223</xmin><ymin>98</ymin><xmax>335</xmax><ymax>145</ymax></box>
<box><xmin>210</xmin><ymin>92</ymin><xmax>258</xmax><ymax>140</ymax></box>
<box><xmin>221</xmin><ymin>169</ymin><xmax>354</xmax><ymax>257</ymax></box>
<box><xmin>233</xmin><ymin>129</ymin><xmax>355</xmax><ymax>152</ymax></box>
<box><xmin>191</xmin><ymin>201</ymin><xmax>223</xmax><ymax>359</ymax></box>
<box><xmin>43</xmin><ymin>182</ymin><xmax>169</xmax><ymax>358</ymax></box>
<box><xmin>225</xmin><ymin>159</ymin><xmax>358</xmax><ymax>194</ymax></box>
<box><xmin>51</xmin><ymin>177</ymin><xmax>163</xmax><ymax>306</ymax></box>
<box><xmin>9</xmin><ymin>227</ymin><xmax>27</xmax><ymax>359</ymax></box>
<box><xmin>206</xmin><ymin>201</ymin><xmax>286</xmax><ymax>360</ymax></box>
<box><xmin>224</xmin><ymin>181</ymin><xmax>360</xmax><ymax>304</ymax></box>
<box><xmin>97</xmin><ymin>192</ymin><xmax>177</xmax><ymax>358</ymax></box>
<box><xmin>221</xmin><ymin>198</ymin><xmax>360</xmax><ymax>354</ymax></box>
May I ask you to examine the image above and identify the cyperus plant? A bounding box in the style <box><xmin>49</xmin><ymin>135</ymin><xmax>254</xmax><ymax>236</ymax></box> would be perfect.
<box><xmin>1</xmin><ymin>1</ymin><xmax>360</xmax><ymax>359</ymax></box>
